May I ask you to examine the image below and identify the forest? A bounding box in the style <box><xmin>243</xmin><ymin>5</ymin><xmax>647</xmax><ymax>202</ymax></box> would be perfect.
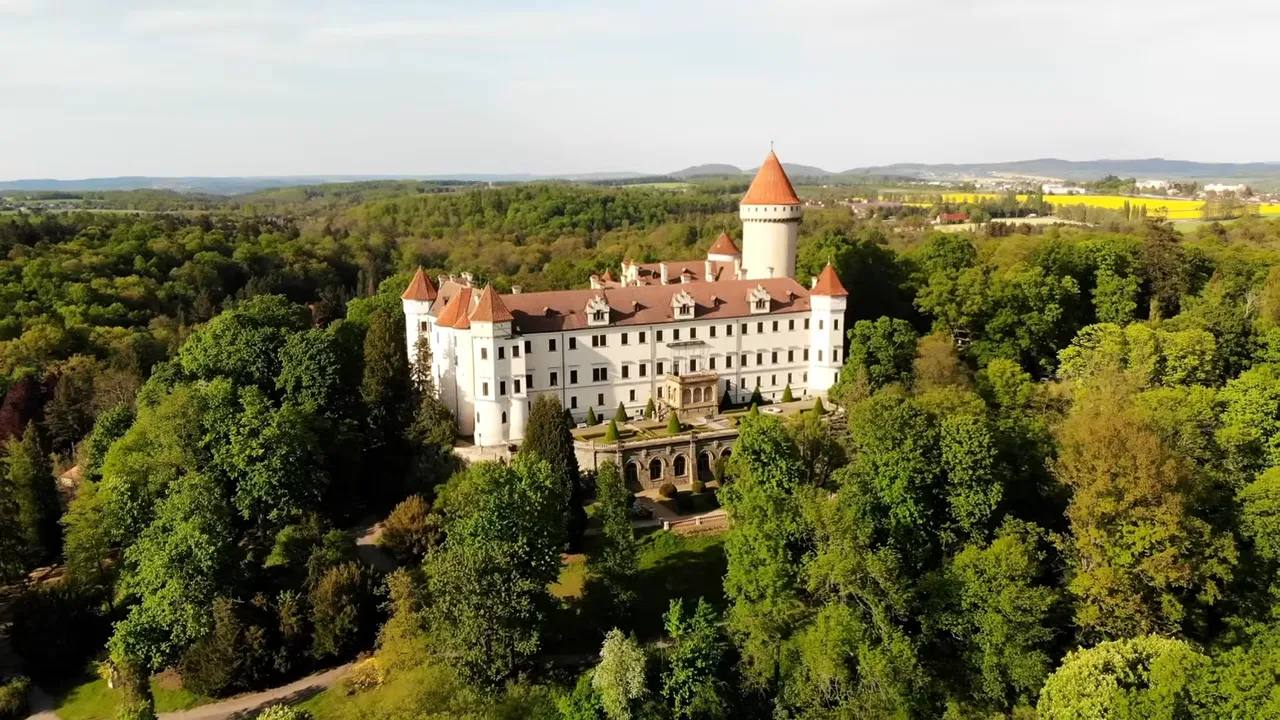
<box><xmin>4</xmin><ymin>182</ymin><xmax>1280</xmax><ymax>718</ymax></box>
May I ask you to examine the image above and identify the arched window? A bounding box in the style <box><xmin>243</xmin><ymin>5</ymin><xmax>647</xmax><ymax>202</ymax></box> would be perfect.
<box><xmin>501</xmin><ymin>411</ymin><xmax>508</xmax><ymax>424</ymax></box>
<box><xmin>674</xmin><ymin>455</ymin><xmax>687</xmax><ymax>477</ymax></box>
<box><xmin>692</xmin><ymin>387</ymin><xmax>702</xmax><ymax>403</ymax></box>
<box><xmin>649</xmin><ymin>458</ymin><xmax>663</xmax><ymax>481</ymax></box>
<box><xmin>721</xmin><ymin>448</ymin><xmax>732</xmax><ymax>459</ymax></box>
<box><xmin>698</xmin><ymin>452</ymin><xmax>712</xmax><ymax>476</ymax></box>
<box><xmin>625</xmin><ymin>462</ymin><xmax>640</xmax><ymax>486</ymax></box>
<box><xmin>682</xmin><ymin>388</ymin><xmax>692</xmax><ymax>404</ymax></box>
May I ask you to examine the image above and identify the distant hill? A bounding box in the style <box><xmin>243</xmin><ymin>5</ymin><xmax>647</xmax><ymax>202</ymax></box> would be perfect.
<box><xmin>670</xmin><ymin>164</ymin><xmax>744</xmax><ymax>179</ymax></box>
<box><xmin>748</xmin><ymin>163</ymin><xmax>834</xmax><ymax>179</ymax></box>
<box><xmin>841</xmin><ymin>158</ymin><xmax>1280</xmax><ymax>182</ymax></box>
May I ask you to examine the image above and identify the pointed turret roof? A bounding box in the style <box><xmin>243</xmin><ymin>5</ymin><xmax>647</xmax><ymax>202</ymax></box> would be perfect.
<box><xmin>435</xmin><ymin>287</ymin><xmax>472</xmax><ymax>328</ymax></box>
<box><xmin>707</xmin><ymin>232</ymin><xmax>741</xmax><ymax>257</ymax></box>
<box><xmin>470</xmin><ymin>284</ymin><xmax>514</xmax><ymax>323</ymax></box>
<box><xmin>401</xmin><ymin>267</ymin><xmax>439</xmax><ymax>301</ymax></box>
<box><xmin>811</xmin><ymin>264</ymin><xmax>848</xmax><ymax>297</ymax></box>
<box><xmin>741</xmin><ymin>151</ymin><xmax>801</xmax><ymax>206</ymax></box>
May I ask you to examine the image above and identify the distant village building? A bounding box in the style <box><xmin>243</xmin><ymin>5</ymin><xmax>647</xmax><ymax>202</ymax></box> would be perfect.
<box><xmin>1041</xmin><ymin>184</ymin><xmax>1087</xmax><ymax>195</ymax></box>
<box><xmin>1204</xmin><ymin>183</ymin><xmax>1249</xmax><ymax>195</ymax></box>
<box><xmin>936</xmin><ymin>213</ymin><xmax>969</xmax><ymax>224</ymax></box>
<box><xmin>402</xmin><ymin>152</ymin><xmax>849</xmax><ymax>447</ymax></box>
<box><xmin>1135</xmin><ymin>179</ymin><xmax>1171</xmax><ymax>191</ymax></box>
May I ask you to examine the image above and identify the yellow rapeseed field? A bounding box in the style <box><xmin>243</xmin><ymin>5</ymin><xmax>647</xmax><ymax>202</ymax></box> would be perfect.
<box><xmin>930</xmin><ymin>193</ymin><xmax>1280</xmax><ymax>221</ymax></box>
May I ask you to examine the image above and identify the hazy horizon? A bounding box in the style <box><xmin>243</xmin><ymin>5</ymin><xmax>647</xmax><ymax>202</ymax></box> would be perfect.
<box><xmin>4</xmin><ymin>0</ymin><xmax>1279</xmax><ymax>180</ymax></box>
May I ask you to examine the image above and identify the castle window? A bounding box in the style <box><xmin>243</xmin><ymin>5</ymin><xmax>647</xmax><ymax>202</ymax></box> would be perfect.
<box><xmin>570</xmin><ymin>370</ymin><xmax>578</xmax><ymax>384</ymax></box>
<box><xmin>550</xmin><ymin>371</ymin><xmax>559</xmax><ymax>387</ymax></box>
<box><xmin>593</xmin><ymin>310</ymin><xmax>607</xmax><ymax>322</ymax></box>
<box><xmin>481</xmin><ymin>348</ymin><xmax>488</xmax><ymax>360</ymax></box>
<box><xmin>690</xmin><ymin>358</ymin><xmax>697</xmax><ymax>372</ymax></box>
<box><xmin>789</xmin><ymin>320</ymin><xmax>795</xmax><ymax>331</ymax></box>
<box><xmin>640</xmin><ymin>363</ymin><xmax>648</xmax><ymax>377</ymax></box>
<box><xmin>502</xmin><ymin>412</ymin><xmax>507</xmax><ymax>424</ymax></box>
<box><xmin>710</xmin><ymin>357</ymin><xmax>716</xmax><ymax>370</ymax></box>
<box><xmin>622</xmin><ymin>365</ymin><xmax>630</xmax><ymax>379</ymax></box>
<box><xmin>834</xmin><ymin>319</ymin><xmax>840</xmax><ymax>331</ymax></box>
<box><xmin>498</xmin><ymin>346</ymin><xmax>505</xmax><ymax>360</ymax></box>
<box><xmin>755</xmin><ymin>376</ymin><xmax>761</xmax><ymax>387</ymax></box>
<box><xmin>804</xmin><ymin>349</ymin><xmax>810</xmax><ymax>361</ymax></box>
<box><xmin>420</xmin><ymin>321</ymin><xmax>429</xmax><ymax>332</ymax></box>
<box><xmin>818</xmin><ymin>320</ymin><xmax>824</xmax><ymax>330</ymax></box>
<box><xmin>690</xmin><ymin>327</ymin><xmax>697</xmax><ymax>339</ymax></box>
<box><xmin>571</xmin><ymin>396</ymin><xmax>578</xmax><ymax>409</ymax></box>
<box><xmin>741</xmin><ymin>323</ymin><xmax>747</xmax><ymax>335</ymax></box>
<box><xmin>788</xmin><ymin>350</ymin><xmax>794</xmax><ymax>362</ymax></box>
<box><xmin>622</xmin><ymin>333</ymin><xmax>629</xmax><ymax>345</ymax></box>
<box><xmin>726</xmin><ymin>355</ymin><xmax>733</xmax><ymax>368</ymax></box>
<box><xmin>673</xmin><ymin>329</ymin><xmax>680</xmax><ymax>341</ymax></box>
<box><xmin>754</xmin><ymin>299</ymin><xmax>767</xmax><ymax>311</ymax></box>
<box><xmin>771</xmin><ymin>352</ymin><xmax>778</xmax><ymax>364</ymax></box>
<box><xmin>526</xmin><ymin>373</ymin><xmax>533</xmax><ymax>389</ymax></box>
<box><xmin>657</xmin><ymin>330</ymin><xmax>663</xmax><ymax>342</ymax></box>
<box><xmin>757</xmin><ymin>322</ymin><xmax>764</xmax><ymax>334</ymax></box>
<box><xmin>771</xmin><ymin>375</ymin><xmax>776</xmax><ymax>386</ymax></box>
<box><xmin>804</xmin><ymin>372</ymin><xmax>808</xmax><ymax>382</ymax></box>
<box><xmin>772</xmin><ymin>321</ymin><xmax>778</xmax><ymax>332</ymax></box>
<box><xmin>598</xmin><ymin>393</ymin><xmax>604</xmax><ymax>406</ymax></box>
<box><xmin>569</xmin><ymin>337</ymin><xmax>577</xmax><ymax>350</ymax></box>
<box><xmin>727</xmin><ymin>324</ymin><xmax>733</xmax><ymax>336</ymax></box>
<box><xmin>756</xmin><ymin>352</ymin><xmax>763</xmax><ymax>365</ymax></box>
<box><xmin>525</xmin><ymin>341</ymin><xmax>532</xmax><ymax>353</ymax></box>
<box><xmin>499</xmin><ymin>381</ymin><xmax>507</xmax><ymax>396</ymax></box>
<box><xmin>629</xmin><ymin>389</ymin><xmax>636</xmax><ymax>401</ymax></box>
<box><xmin>787</xmin><ymin>372</ymin><xmax>792</xmax><ymax>384</ymax></box>
<box><xmin>833</xmin><ymin>349</ymin><xmax>840</xmax><ymax>363</ymax></box>
<box><xmin>672</xmin><ymin>361</ymin><xmax>680</xmax><ymax>375</ymax></box>
<box><xmin>512</xmin><ymin>344</ymin><xmax>520</xmax><ymax>358</ymax></box>
<box><xmin>514</xmin><ymin>379</ymin><xmax>522</xmax><ymax>394</ymax></box>
<box><xmin>657</xmin><ymin>361</ymin><xmax>665</xmax><ymax>375</ymax></box>
<box><xmin>804</xmin><ymin>319</ymin><xmax>810</xmax><ymax>330</ymax></box>
<box><xmin>818</xmin><ymin>351</ymin><xmax>824</xmax><ymax>362</ymax></box>
<box><xmin>709</xmin><ymin>326</ymin><xmax>716</xmax><ymax>338</ymax></box>
<box><xmin>741</xmin><ymin>354</ymin><xmax>748</xmax><ymax>366</ymax></box>
<box><xmin>679</xmin><ymin>304</ymin><xmax>692</xmax><ymax>316</ymax></box>
<box><xmin>482</xmin><ymin>382</ymin><xmax>489</xmax><ymax>396</ymax></box>
<box><xmin>640</xmin><ymin>331</ymin><xmax>647</xmax><ymax>343</ymax></box>
<box><xmin>549</xmin><ymin>339</ymin><xmax>557</xmax><ymax>352</ymax></box>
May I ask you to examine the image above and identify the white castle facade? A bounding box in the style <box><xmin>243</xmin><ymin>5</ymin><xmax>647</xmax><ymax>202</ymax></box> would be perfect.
<box><xmin>401</xmin><ymin>152</ymin><xmax>849</xmax><ymax>447</ymax></box>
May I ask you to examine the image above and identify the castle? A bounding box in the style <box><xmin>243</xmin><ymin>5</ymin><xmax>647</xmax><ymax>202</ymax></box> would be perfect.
<box><xmin>401</xmin><ymin>151</ymin><xmax>848</xmax><ymax>447</ymax></box>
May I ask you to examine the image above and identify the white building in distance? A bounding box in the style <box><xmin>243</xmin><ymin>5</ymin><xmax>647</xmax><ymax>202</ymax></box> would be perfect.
<box><xmin>402</xmin><ymin>152</ymin><xmax>849</xmax><ymax>447</ymax></box>
<box><xmin>1204</xmin><ymin>183</ymin><xmax>1249</xmax><ymax>195</ymax></box>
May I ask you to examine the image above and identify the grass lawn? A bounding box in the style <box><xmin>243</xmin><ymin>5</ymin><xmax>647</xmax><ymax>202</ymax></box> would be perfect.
<box><xmin>631</xmin><ymin>530</ymin><xmax>727</xmax><ymax>638</ymax></box>
<box><xmin>550</xmin><ymin>553</ymin><xmax>588</xmax><ymax>600</ymax></box>
<box><xmin>53</xmin><ymin>670</ymin><xmax>210</xmax><ymax>720</ymax></box>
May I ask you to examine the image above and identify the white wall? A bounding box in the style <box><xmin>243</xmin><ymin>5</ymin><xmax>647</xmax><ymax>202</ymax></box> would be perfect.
<box><xmin>740</xmin><ymin>204</ymin><xmax>801</xmax><ymax>280</ymax></box>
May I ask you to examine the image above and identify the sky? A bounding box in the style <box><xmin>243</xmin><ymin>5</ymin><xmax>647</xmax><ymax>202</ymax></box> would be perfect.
<box><xmin>2</xmin><ymin>0</ymin><xmax>1279</xmax><ymax>179</ymax></box>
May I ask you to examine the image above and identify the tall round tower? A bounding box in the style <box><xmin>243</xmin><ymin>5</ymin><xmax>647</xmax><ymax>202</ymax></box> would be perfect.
<box><xmin>739</xmin><ymin>150</ymin><xmax>802</xmax><ymax>280</ymax></box>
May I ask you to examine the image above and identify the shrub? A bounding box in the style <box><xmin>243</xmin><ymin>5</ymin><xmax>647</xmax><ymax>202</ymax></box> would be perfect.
<box><xmin>665</xmin><ymin>413</ymin><xmax>682</xmax><ymax>435</ymax></box>
<box><xmin>658</xmin><ymin>483</ymin><xmax>677</xmax><ymax>499</ymax></box>
<box><xmin>812</xmin><ymin>397</ymin><xmax>826</xmax><ymax>415</ymax></box>
<box><xmin>341</xmin><ymin>657</ymin><xmax>385</xmax><ymax>694</ymax></box>
<box><xmin>781</xmin><ymin>384</ymin><xmax>794</xmax><ymax>402</ymax></box>
<box><xmin>0</xmin><ymin>676</ymin><xmax>30</xmax><ymax>720</ymax></box>
<box><xmin>749</xmin><ymin>388</ymin><xmax>764</xmax><ymax>406</ymax></box>
<box><xmin>378</xmin><ymin>495</ymin><xmax>441</xmax><ymax>563</ymax></box>
<box><xmin>586</xmin><ymin>406</ymin><xmax>599</xmax><ymax>426</ymax></box>
<box><xmin>115</xmin><ymin>700</ymin><xmax>157</xmax><ymax>720</ymax></box>
<box><xmin>690</xmin><ymin>480</ymin><xmax>706</xmax><ymax>494</ymax></box>
<box><xmin>310</xmin><ymin>562</ymin><xmax>377</xmax><ymax>661</ymax></box>
<box><xmin>9</xmin><ymin>585</ymin><xmax>111</xmax><ymax>683</ymax></box>
<box><xmin>614</xmin><ymin>402</ymin><xmax>628</xmax><ymax>423</ymax></box>
<box><xmin>604</xmin><ymin>420</ymin><xmax>620</xmax><ymax>442</ymax></box>
<box><xmin>643</xmin><ymin>398</ymin><xmax>655</xmax><ymax>419</ymax></box>
<box><xmin>256</xmin><ymin>706</ymin><xmax>314</xmax><ymax>720</ymax></box>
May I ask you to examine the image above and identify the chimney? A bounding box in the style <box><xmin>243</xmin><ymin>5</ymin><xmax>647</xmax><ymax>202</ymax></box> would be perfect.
<box><xmin>733</xmin><ymin>257</ymin><xmax>743</xmax><ymax>281</ymax></box>
<box><xmin>511</xmin><ymin>285</ymin><xmax>523</xmax><ymax>294</ymax></box>
<box><xmin>810</xmin><ymin>276</ymin><xmax>818</xmax><ymax>289</ymax></box>
<box><xmin>437</xmin><ymin>275</ymin><xmax>447</xmax><ymax>288</ymax></box>
<box><xmin>704</xmin><ymin>259</ymin><xmax>714</xmax><ymax>282</ymax></box>
<box><xmin>681</xmin><ymin>272</ymin><xmax>691</xmax><ymax>284</ymax></box>
<box><xmin>660</xmin><ymin>262</ymin><xmax>669</xmax><ymax>285</ymax></box>
<box><xmin>589</xmin><ymin>275</ymin><xmax>602</xmax><ymax>290</ymax></box>
<box><xmin>460</xmin><ymin>271</ymin><xmax>473</xmax><ymax>285</ymax></box>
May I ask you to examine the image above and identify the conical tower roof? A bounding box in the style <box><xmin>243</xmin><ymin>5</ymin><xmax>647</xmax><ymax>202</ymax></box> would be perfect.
<box><xmin>707</xmin><ymin>232</ymin><xmax>741</xmax><ymax>257</ymax></box>
<box><xmin>741</xmin><ymin>151</ymin><xmax>801</xmax><ymax>206</ymax></box>
<box><xmin>470</xmin><ymin>284</ymin><xmax>514</xmax><ymax>323</ymax></box>
<box><xmin>401</xmin><ymin>267</ymin><xmax>438</xmax><ymax>301</ymax></box>
<box><xmin>811</xmin><ymin>264</ymin><xmax>848</xmax><ymax>297</ymax></box>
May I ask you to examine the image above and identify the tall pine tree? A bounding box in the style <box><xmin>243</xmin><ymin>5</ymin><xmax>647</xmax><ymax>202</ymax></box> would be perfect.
<box><xmin>5</xmin><ymin>422</ymin><xmax>60</xmax><ymax>564</ymax></box>
<box><xmin>518</xmin><ymin>396</ymin><xmax>587</xmax><ymax>552</ymax></box>
<box><xmin>360</xmin><ymin>309</ymin><xmax>414</xmax><ymax>502</ymax></box>
<box><xmin>408</xmin><ymin>334</ymin><xmax>456</xmax><ymax>494</ymax></box>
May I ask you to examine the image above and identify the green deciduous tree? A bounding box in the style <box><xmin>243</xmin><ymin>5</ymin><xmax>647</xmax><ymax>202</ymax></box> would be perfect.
<box><xmin>378</xmin><ymin>494</ymin><xmax>441</xmax><ymax>564</ymax></box>
<box><xmin>590</xmin><ymin>461</ymin><xmax>637</xmax><ymax>617</ymax></box>
<box><xmin>426</xmin><ymin>456</ymin><xmax>568</xmax><ymax>686</ymax></box>
<box><xmin>593</xmin><ymin>629</ymin><xmax>648</xmax><ymax>720</ymax></box>
<box><xmin>520</xmin><ymin>395</ymin><xmax>586</xmax><ymax>551</ymax></box>
<box><xmin>843</xmin><ymin>316</ymin><xmax>918</xmax><ymax>392</ymax></box>
<box><xmin>662</xmin><ymin>599</ymin><xmax>728</xmax><ymax>719</ymax></box>
<box><xmin>1037</xmin><ymin>636</ymin><xmax>1208</xmax><ymax>720</ymax></box>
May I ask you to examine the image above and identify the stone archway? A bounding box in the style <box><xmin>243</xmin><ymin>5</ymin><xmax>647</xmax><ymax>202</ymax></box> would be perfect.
<box><xmin>649</xmin><ymin>458</ymin><xmax>663</xmax><ymax>481</ymax></box>
<box><xmin>698</xmin><ymin>451</ymin><xmax>713</xmax><ymax>478</ymax></box>
<box><xmin>673</xmin><ymin>454</ymin><xmax>687</xmax><ymax>478</ymax></box>
<box><xmin>625</xmin><ymin>461</ymin><xmax>639</xmax><ymax>487</ymax></box>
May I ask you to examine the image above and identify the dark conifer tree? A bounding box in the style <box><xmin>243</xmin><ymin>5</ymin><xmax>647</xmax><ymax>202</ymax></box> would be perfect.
<box><xmin>519</xmin><ymin>396</ymin><xmax>587</xmax><ymax>551</ymax></box>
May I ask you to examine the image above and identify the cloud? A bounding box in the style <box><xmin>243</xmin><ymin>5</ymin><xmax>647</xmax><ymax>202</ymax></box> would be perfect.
<box><xmin>311</xmin><ymin>9</ymin><xmax>629</xmax><ymax>41</ymax></box>
<box><xmin>0</xmin><ymin>0</ymin><xmax>32</xmax><ymax>14</ymax></box>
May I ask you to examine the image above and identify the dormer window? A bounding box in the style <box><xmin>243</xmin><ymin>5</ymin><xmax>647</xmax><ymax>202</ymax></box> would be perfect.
<box><xmin>748</xmin><ymin>285</ymin><xmax>772</xmax><ymax>315</ymax></box>
<box><xmin>679</xmin><ymin>304</ymin><xmax>692</xmax><ymax>317</ymax></box>
<box><xmin>670</xmin><ymin>289</ymin><xmax>696</xmax><ymax>318</ymax></box>
<box><xmin>585</xmin><ymin>295</ymin><xmax>611</xmax><ymax>327</ymax></box>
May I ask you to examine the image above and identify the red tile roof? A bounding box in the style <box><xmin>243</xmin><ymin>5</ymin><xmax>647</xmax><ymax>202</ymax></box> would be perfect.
<box><xmin>811</xmin><ymin>264</ymin><xmax>848</xmax><ymax>297</ymax></box>
<box><xmin>401</xmin><ymin>267</ymin><xmax>439</xmax><ymax>301</ymax></box>
<box><xmin>741</xmin><ymin>151</ymin><xmax>801</xmax><ymax>206</ymax></box>
<box><xmin>707</xmin><ymin>232</ymin><xmax>741</xmax><ymax>257</ymax></box>
<box><xmin>470</xmin><ymin>284</ymin><xmax>514</xmax><ymax>324</ymax></box>
<box><xmin>434</xmin><ymin>286</ymin><xmax>472</xmax><ymax>328</ymax></box>
<box><xmin>499</xmin><ymin>277</ymin><xmax>811</xmax><ymax>334</ymax></box>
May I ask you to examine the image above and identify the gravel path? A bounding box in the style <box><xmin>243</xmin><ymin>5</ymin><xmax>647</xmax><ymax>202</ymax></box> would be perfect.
<box><xmin>157</xmin><ymin>664</ymin><xmax>351</xmax><ymax>720</ymax></box>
